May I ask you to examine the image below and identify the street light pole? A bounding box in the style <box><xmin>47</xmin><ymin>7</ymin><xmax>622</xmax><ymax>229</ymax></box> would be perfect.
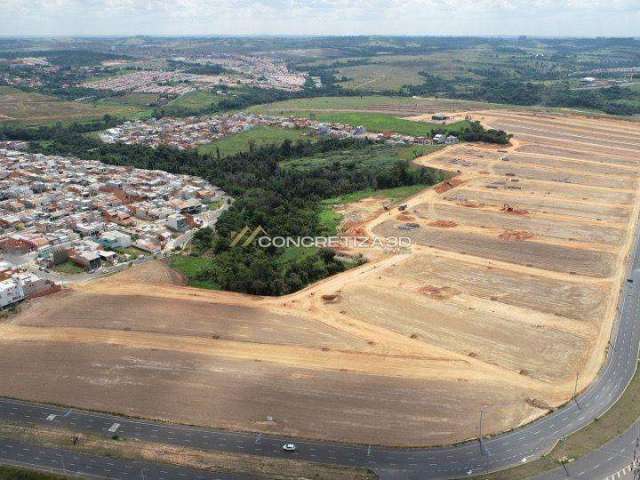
<box><xmin>479</xmin><ymin>410</ymin><xmax>485</xmax><ymax>456</ymax></box>
<box><xmin>573</xmin><ymin>371</ymin><xmax>580</xmax><ymax>409</ymax></box>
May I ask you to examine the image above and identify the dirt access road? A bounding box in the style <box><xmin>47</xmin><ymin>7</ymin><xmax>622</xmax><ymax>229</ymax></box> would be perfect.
<box><xmin>2</xmin><ymin>109</ymin><xmax>639</xmax><ymax>447</ymax></box>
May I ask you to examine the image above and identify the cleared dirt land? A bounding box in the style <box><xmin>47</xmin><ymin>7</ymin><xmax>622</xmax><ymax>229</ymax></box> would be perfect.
<box><xmin>2</xmin><ymin>108</ymin><xmax>640</xmax><ymax>447</ymax></box>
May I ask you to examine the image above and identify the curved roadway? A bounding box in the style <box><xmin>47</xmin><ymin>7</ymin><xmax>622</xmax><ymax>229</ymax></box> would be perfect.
<box><xmin>2</xmin><ymin>228</ymin><xmax>640</xmax><ymax>480</ymax></box>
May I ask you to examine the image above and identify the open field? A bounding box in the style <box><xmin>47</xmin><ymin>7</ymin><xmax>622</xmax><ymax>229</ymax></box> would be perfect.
<box><xmin>248</xmin><ymin>95</ymin><xmax>504</xmax><ymax>116</ymax></box>
<box><xmin>197</xmin><ymin>126</ymin><xmax>311</xmax><ymax>157</ymax></box>
<box><xmin>2</xmin><ymin>105</ymin><xmax>640</xmax><ymax>447</ymax></box>
<box><xmin>0</xmin><ymin>86</ymin><xmax>138</xmax><ymax>124</ymax></box>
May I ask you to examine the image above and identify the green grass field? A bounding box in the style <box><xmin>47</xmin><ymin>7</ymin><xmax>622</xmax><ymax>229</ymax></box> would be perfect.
<box><xmin>249</xmin><ymin>95</ymin><xmax>423</xmax><ymax>113</ymax></box>
<box><xmin>0</xmin><ymin>86</ymin><xmax>141</xmax><ymax>125</ymax></box>
<box><xmin>161</xmin><ymin>90</ymin><xmax>226</xmax><ymax>115</ymax></box>
<box><xmin>169</xmin><ymin>255</ymin><xmax>219</xmax><ymax>290</ymax></box>
<box><xmin>280</xmin><ymin>143</ymin><xmax>440</xmax><ymax>173</ymax></box>
<box><xmin>198</xmin><ymin>126</ymin><xmax>311</xmax><ymax>157</ymax></box>
<box><xmin>337</xmin><ymin>63</ymin><xmax>426</xmax><ymax>91</ymax></box>
<box><xmin>303</xmin><ymin>111</ymin><xmax>469</xmax><ymax>136</ymax></box>
<box><xmin>248</xmin><ymin>95</ymin><xmax>502</xmax><ymax>116</ymax></box>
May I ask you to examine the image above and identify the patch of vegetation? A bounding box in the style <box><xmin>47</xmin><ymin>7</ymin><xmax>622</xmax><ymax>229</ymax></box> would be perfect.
<box><xmin>280</xmin><ymin>143</ymin><xmax>447</xmax><ymax>178</ymax></box>
<box><xmin>198</xmin><ymin>126</ymin><xmax>311</xmax><ymax>158</ymax></box>
<box><xmin>0</xmin><ymin>466</ymin><xmax>69</xmax><ymax>480</ymax></box>
<box><xmin>52</xmin><ymin>260</ymin><xmax>85</xmax><ymax>275</ymax></box>
<box><xmin>169</xmin><ymin>255</ymin><xmax>220</xmax><ymax>290</ymax></box>
<box><xmin>158</xmin><ymin>90</ymin><xmax>227</xmax><ymax>117</ymax></box>
<box><xmin>318</xmin><ymin>183</ymin><xmax>435</xmax><ymax>235</ymax></box>
<box><xmin>0</xmin><ymin>87</ymin><xmax>139</xmax><ymax>125</ymax></box>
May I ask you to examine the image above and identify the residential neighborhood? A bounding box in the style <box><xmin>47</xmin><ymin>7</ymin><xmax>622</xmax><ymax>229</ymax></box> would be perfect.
<box><xmin>100</xmin><ymin>112</ymin><xmax>453</xmax><ymax>150</ymax></box>
<box><xmin>0</xmin><ymin>146</ymin><xmax>228</xmax><ymax>308</ymax></box>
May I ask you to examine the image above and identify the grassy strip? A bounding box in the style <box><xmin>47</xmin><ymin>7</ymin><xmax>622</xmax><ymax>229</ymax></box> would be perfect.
<box><xmin>197</xmin><ymin>126</ymin><xmax>311</xmax><ymax>157</ymax></box>
<box><xmin>475</xmin><ymin>361</ymin><xmax>640</xmax><ymax>480</ymax></box>
<box><xmin>0</xmin><ymin>422</ymin><xmax>375</xmax><ymax>480</ymax></box>
<box><xmin>0</xmin><ymin>466</ymin><xmax>68</xmax><ymax>480</ymax></box>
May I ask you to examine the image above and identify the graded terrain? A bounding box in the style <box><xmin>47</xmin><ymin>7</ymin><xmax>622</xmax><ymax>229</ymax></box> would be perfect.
<box><xmin>2</xmin><ymin>108</ymin><xmax>640</xmax><ymax>447</ymax></box>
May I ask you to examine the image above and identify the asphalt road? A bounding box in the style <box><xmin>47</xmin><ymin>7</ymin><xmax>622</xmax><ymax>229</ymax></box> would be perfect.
<box><xmin>2</xmin><ymin>222</ymin><xmax>640</xmax><ymax>479</ymax></box>
<box><xmin>0</xmin><ymin>438</ymin><xmax>257</xmax><ymax>480</ymax></box>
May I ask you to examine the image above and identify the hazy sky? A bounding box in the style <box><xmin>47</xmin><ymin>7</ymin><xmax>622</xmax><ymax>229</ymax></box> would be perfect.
<box><xmin>1</xmin><ymin>0</ymin><xmax>639</xmax><ymax>37</ymax></box>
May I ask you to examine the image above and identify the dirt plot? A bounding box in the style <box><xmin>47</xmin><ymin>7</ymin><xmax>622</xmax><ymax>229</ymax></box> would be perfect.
<box><xmin>517</xmin><ymin>143</ymin><xmax>640</xmax><ymax>167</ymax></box>
<box><xmin>485</xmin><ymin>121</ymin><xmax>640</xmax><ymax>152</ymax></box>
<box><xmin>2</xmin><ymin>109</ymin><xmax>640</xmax><ymax>448</ymax></box>
<box><xmin>478</xmin><ymin>177</ymin><xmax>635</xmax><ymax>205</ymax></box>
<box><xmin>480</xmin><ymin>113</ymin><xmax>640</xmax><ymax>143</ymax></box>
<box><xmin>447</xmin><ymin>188</ymin><xmax>631</xmax><ymax>224</ymax></box>
<box><xmin>0</xmin><ymin>340</ymin><xmax>539</xmax><ymax>446</ymax></box>
<box><xmin>325</xmin><ymin>282</ymin><xmax>591</xmax><ymax>383</ymax></box>
<box><xmin>505</xmin><ymin>152</ymin><xmax>638</xmax><ymax>177</ymax></box>
<box><xmin>14</xmin><ymin>292</ymin><xmax>367</xmax><ymax>350</ymax></box>
<box><xmin>373</xmin><ymin>220</ymin><xmax>617</xmax><ymax>277</ymax></box>
<box><xmin>491</xmin><ymin>130</ymin><xmax>640</xmax><ymax>158</ymax></box>
<box><xmin>492</xmin><ymin>163</ymin><xmax>636</xmax><ymax>190</ymax></box>
<box><xmin>381</xmin><ymin>254</ymin><xmax>609</xmax><ymax>323</ymax></box>
<box><xmin>416</xmin><ymin>202</ymin><xmax>626</xmax><ymax>246</ymax></box>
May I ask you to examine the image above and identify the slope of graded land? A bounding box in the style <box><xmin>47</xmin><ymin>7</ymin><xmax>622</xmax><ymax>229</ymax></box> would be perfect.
<box><xmin>2</xmin><ymin>107</ymin><xmax>640</xmax><ymax>447</ymax></box>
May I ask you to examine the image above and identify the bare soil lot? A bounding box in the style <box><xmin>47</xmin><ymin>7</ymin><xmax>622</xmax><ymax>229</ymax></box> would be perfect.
<box><xmin>418</xmin><ymin>202</ymin><xmax>626</xmax><ymax>246</ymax></box>
<box><xmin>374</xmin><ymin>220</ymin><xmax>617</xmax><ymax>277</ymax></box>
<box><xmin>2</xmin><ymin>107</ymin><xmax>640</xmax><ymax>447</ymax></box>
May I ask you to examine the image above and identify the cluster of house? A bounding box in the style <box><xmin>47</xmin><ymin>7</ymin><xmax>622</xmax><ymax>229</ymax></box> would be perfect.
<box><xmin>99</xmin><ymin>113</ymin><xmax>308</xmax><ymax>149</ymax></box>
<box><xmin>0</xmin><ymin>148</ymin><xmax>226</xmax><ymax>278</ymax></box>
<box><xmin>83</xmin><ymin>70</ymin><xmax>200</xmax><ymax>95</ymax></box>
<box><xmin>177</xmin><ymin>54</ymin><xmax>309</xmax><ymax>91</ymax></box>
<box><xmin>99</xmin><ymin>112</ymin><xmax>460</xmax><ymax>150</ymax></box>
<box><xmin>81</xmin><ymin>54</ymin><xmax>308</xmax><ymax>95</ymax></box>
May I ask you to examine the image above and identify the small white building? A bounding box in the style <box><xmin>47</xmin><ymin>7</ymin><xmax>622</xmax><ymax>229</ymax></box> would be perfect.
<box><xmin>445</xmin><ymin>135</ymin><xmax>460</xmax><ymax>145</ymax></box>
<box><xmin>99</xmin><ymin>231</ymin><xmax>132</xmax><ymax>250</ymax></box>
<box><xmin>167</xmin><ymin>214</ymin><xmax>188</xmax><ymax>232</ymax></box>
<box><xmin>0</xmin><ymin>278</ymin><xmax>24</xmax><ymax>308</ymax></box>
<box><xmin>433</xmin><ymin>134</ymin><xmax>446</xmax><ymax>144</ymax></box>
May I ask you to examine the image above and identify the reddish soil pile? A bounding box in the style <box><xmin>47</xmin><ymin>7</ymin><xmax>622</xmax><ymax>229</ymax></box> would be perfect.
<box><xmin>499</xmin><ymin>230</ymin><xmax>535</xmax><ymax>241</ymax></box>
<box><xmin>417</xmin><ymin>285</ymin><xmax>459</xmax><ymax>300</ymax></box>
<box><xmin>321</xmin><ymin>294</ymin><xmax>341</xmax><ymax>304</ymax></box>
<box><xmin>429</xmin><ymin>220</ymin><xmax>458</xmax><ymax>228</ymax></box>
<box><xmin>501</xmin><ymin>204</ymin><xmax>529</xmax><ymax>216</ymax></box>
<box><xmin>435</xmin><ymin>178</ymin><xmax>466</xmax><ymax>194</ymax></box>
<box><xmin>397</xmin><ymin>214</ymin><xmax>416</xmax><ymax>221</ymax></box>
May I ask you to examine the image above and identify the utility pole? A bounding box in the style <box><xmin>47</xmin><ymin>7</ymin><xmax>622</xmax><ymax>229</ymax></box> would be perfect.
<box><xmin>633</xmin><ymin>433</ymin><xmax>640</xmax><ymax>480</ymax></box>
<box><xmin>479</xmin><ymin>410</ymin><xmax>485</xmax><ymax>456</ymax></box>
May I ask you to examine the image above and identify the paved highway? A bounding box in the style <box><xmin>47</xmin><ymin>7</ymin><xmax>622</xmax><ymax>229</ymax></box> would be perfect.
<box><xmin>2</xmin><ymin>220</ymin><xmax>640</xmax><ymax>479</ymax></box>
<box><xmin>0</xmin><ymin>438</ymin><xmax>258</xmax><ymax>480</ymax></box>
